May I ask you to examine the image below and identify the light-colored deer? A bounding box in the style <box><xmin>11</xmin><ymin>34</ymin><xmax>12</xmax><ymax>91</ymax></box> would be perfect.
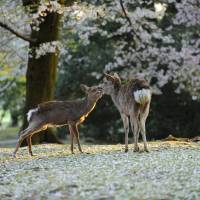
<box><xmin>13</xmin><ymin>84</ymin><xmax>103</xmax><ymax>157</ymax></box>
<box><xmin>100</xmin><ymin>73</ymin><xmax>152</xmax><ymax>152</ymax></box>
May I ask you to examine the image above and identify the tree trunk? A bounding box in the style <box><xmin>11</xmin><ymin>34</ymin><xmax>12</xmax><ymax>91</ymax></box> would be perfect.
<box><xmin>22</xmin><ymin>1</ymin><xmax>64</xmax><ymax>144</ymax></box>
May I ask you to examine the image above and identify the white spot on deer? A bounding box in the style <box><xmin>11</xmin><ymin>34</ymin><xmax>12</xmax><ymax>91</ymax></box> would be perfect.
<box><xmin>27</xmin><ymin>108</ymin><xmax>38</xmax><ymax>122</ymax></box>
<box><xmin>134</xmin><ymin>89</ymin><xmax>151</xmax><ymax>105</ymax></box>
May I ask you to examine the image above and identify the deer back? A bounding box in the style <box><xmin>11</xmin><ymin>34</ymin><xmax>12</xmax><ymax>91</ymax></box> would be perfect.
<box><xmin>29</xmin><ymin>99</ymin><xmax>97</xmax><ymax>126</ymax></box>
<box><xmin>29</xmin><ymin>101</ymin><xmax>81</xmax><ymax>125</ymax></box>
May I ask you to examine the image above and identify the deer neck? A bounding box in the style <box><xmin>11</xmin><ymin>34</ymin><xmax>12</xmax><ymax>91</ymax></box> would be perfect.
<box><xmin>80</xmin><ymin>97</ymin><xmax>97</xmax><ymax>117</ymax></box>
<box><xmin>110</xmin><ymin>89</ymin><xmax>121</xmax><ymax>110</ymax></box>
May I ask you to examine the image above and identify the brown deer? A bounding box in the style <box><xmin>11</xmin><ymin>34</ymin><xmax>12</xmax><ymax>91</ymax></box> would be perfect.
<box><xmin>100</xmin><ymin>73</ymin><xmax>152</xmax><ymax>152</ymax></box>
<box><xmin>13</xmin><ymin>84</ymin><xmax>103</xmax><ymax>157</ymax></box>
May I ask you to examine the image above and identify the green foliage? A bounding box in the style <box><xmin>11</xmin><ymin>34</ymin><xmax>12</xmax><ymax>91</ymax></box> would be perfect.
<box><xmin>0</xmin><ymin>78</ymin><xmax>25</xmax><ymax>127</ymax></box>
<box><xmin>148</xmin><ymin>83</ymin><xmax>200</xmax><ymax>139</ymax></box>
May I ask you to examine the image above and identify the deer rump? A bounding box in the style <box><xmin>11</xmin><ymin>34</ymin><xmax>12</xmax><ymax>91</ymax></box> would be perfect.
<box><xmin>27</xmin><ymin>101</ymin><xmax>78</xmax><ymax>126</ymax></box>
<box><xmin>131</xmin><ymin>79</ymin><xmax>151</xmax><ymax>105</ymax></box>
<box><xmin>133</xmin><ymin>89</ymin><xmax>151</xmax><ymax>105</ymax></box>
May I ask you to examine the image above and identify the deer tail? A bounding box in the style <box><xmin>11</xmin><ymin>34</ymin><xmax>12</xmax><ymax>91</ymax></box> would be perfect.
<box><xmin>133</xmin><ymin>89</ymin><xmax>151</xmax><ymax>105</ymax></box>
<box><xmin>27</xmin><ymin>108</ymin><xmax>38</xmax><ymax>122</ymax></box>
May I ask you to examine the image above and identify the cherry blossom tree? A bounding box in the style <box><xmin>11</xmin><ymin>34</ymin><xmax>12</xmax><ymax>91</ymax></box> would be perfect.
<box><xmin>63</xmin><ymin>0</ymin><xmax>200</xmax><ymax>97</ymax></box>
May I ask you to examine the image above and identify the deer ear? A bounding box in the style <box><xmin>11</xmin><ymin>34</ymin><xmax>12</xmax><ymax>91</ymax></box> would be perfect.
<box><xmin>113</xmin><ymin>73</ymin><xmax>121</xmax><ymax>85</ymax></box>
<box><xmin>80</xmin><ymin>84</ymin><xmax>89</xmax><ymax>92</ymax></box>
<box><xmin>104</xmin><ymin>73</ymin><xmax>115</xmax><ymax>83</ymax></box>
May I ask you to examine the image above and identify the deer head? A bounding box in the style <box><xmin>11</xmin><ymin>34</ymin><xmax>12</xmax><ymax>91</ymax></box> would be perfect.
<box><xmin>80</xmin><ymin>84</ymin><xmax>103</xmax><ymax>101</ymax></box>
<box><xmin>101</xmin><ymin>72</ymin><xmax>121</xmax><ymax>95</ymax></box>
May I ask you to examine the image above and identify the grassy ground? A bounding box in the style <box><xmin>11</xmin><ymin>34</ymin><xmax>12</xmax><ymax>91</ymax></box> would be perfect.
<box><xmin>0</xmin><ymin>127</ymin><xmax>18</xmax><ymax>141</ymax></box>
<box><xmin>0</xmin><ymin>141</ymin><xmax>200</xmax><ymax>200</ymax></box>
<box><xmin>0</xmin><ymin>127</ymin><xmax>18</xmax><ymax>148</ymax></box>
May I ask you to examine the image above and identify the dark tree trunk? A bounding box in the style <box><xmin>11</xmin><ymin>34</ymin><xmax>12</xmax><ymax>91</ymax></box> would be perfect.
<box><xmin>22</xmin><ymin>0</ymin><xmax>64</xmax><ymax>144</ymax></box>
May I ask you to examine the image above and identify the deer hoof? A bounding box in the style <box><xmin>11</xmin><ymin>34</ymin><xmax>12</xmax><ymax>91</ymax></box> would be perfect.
<box><xmin>30</xmin><ymin>152</ymin><xmax>35</xmax><ymax>157</ymax></box>
<box><xmin>83</xmin><ymin>152</ymin><xmax>90</xmax><ymax>154</ymax></box>
<box><xmin>12</xmin><ymin>153</ymin><xmax>16</xmax><ymax>158</ymax></box>
<box><xmin>133</xmin><ymin>146</ymin><xmax>140</xmax><ymax>152</ymax></box>
<box><xmin>144</xmin><ymin>148</ymin><xmax>150</xmax><ymax>153</ymax></box>
<box><xmin>125</xmin><ymin>148</ymin><xmax>129</xmax><ymax>153</ymax></box>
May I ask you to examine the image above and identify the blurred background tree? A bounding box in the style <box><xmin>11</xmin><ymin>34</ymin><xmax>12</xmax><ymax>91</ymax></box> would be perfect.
<box><xmin>0</xmin><ymin>0</ymin><xmax>200</xmax><ymax>145</ymax></box>
<box><xmin>0</xmin><ymin>0</ymin><xmax>72</xmax><ymax>144</ymax></box>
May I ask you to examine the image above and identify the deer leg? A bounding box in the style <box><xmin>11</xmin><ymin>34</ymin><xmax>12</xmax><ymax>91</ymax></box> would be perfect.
<box><xmin>140</xmin><ymin>120</ymin><xmax>149</xmax><ymax>152</ymax></box>
<box><xmin>140</xmin><ymin>103</ymin><xmax>150</xmax><ymax>152</ymax></box>
<box><xmin>13</xmin><ymin>124</ymin><xmax>44</xmax><ymax>157</ymax></box>
<box><xmin>121</xmin><ymin>114</ymin><xmax>129</xmax><ymax>152</ymax></box>
<box><xmin>70</xmin><ymin>124</ymin><xmax>83</xmax><ymax>153</ymax></box>
<box><xmin>68</xmin><ymin>126</ymin><xmax>74</xmax><ymax>154</ymax></box>
<box><xmin>130</xmin><ymin>112</ymin><xmax>140</xmax><ymax>152</ymax></box>
<box><xmin>26</xmin><ymin>135</ymin><xmax>34</xmax><ymax>156</ymax></box>
<box><xmin>13</xmin><ymin>128</ymin><xmax>31</xmax><ymax>157</ymax></box>
<box><xmin>136</xmin><ymin>126</ymin><xmax>141</xmax><ymax>144</ymax></box>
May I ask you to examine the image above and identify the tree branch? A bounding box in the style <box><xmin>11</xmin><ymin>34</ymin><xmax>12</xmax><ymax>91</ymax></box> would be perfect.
<box><xmin>119</xmin><ymin>0</ymin><xmax>140</xmax><ymax>40</ymax></box>
<box><xmin>0</xmin><ymin>21</ymin><xmax>36</xmax><ymax>43</ymax></box>
<box><xmin>0</xmin><ymin>78</ymin><xmax>16</xmax><ymax>95</ymax></box>
<box><xmin>120</xmin><ymin>0</ymin><xmax>133</xmax><ymax>26</ymax></box>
